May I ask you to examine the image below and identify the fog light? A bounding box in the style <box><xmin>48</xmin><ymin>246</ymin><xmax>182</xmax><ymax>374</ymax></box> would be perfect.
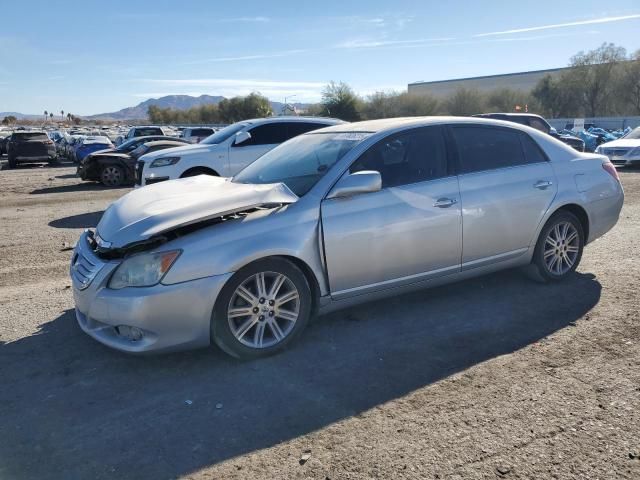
<box><xmin>116</xmin><ymin>325</ymin><xmax>144</xmax><ymax>342</ymax></box>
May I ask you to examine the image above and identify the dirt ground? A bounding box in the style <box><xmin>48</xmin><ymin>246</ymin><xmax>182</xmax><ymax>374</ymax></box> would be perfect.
<box><xmin>0</xmin><ymin>158</ymin><xmax>638</xmax><ymax>480</ymax></box>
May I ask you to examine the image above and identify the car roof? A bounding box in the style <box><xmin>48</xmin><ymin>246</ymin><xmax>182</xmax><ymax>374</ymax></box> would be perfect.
<box><xmin>473</xmin><ymin>112</ymin><xmax>545</xmax><ymax>120</ymax></box>
<box><xmin>242</xmin><ymin>116</ymin><xmax>345</xmax><ymax>126</ymax></box>
<box><xmin>315</xmin><ymin>116</ymin><xmax>543</xmax><ymax>134</ymax></box>
<box><xmin>141</xmin><ymin>140</ymin><xmax>188</xmax><ymax>147</ymax></box>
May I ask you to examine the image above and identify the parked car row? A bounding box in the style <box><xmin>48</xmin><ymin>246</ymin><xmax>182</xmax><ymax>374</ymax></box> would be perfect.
<box><xmin>70</xmin><ymin>116</ymin><xmax>624</xmax><ymax>360</ymax></box>
<box><xmin>78</xmin><ymin>136</ymin><xmax>190</xmax><ymax>186</ymax></box>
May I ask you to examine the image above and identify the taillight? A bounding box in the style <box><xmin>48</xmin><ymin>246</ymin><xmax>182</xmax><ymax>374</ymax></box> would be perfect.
<box><xmin>602</xmin><ymin>161</ymin><xmax>620</xmax><ymax>182</ymax></box>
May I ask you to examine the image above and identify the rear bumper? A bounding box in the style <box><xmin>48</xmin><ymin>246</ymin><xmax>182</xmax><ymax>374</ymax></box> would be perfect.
<box><xmin>15</xmin><ymin>155</ymin><xmax>56</xmax><ymax>162</ymax></box>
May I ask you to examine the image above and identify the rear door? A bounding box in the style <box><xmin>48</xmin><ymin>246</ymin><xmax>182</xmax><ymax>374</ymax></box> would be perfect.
<box><xmin>451</xmin><ymin>125</ymin><xmax>557</xmax><ymax>268</ymax></box>
<box><xmin>321</xmin><ymin>126</ymin><xmax>462</xmax><ymax>298</ymax></box>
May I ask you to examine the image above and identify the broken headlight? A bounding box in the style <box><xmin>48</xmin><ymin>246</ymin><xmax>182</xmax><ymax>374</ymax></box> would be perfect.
<box><xmin>108</xmin><ymin>250</ymin><xmax>181</xmax><ymax>289</ymax></box>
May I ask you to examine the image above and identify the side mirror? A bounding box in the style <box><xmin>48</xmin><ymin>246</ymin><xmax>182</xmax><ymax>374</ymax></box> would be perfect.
<box><xmin>327</xmin><ymin>171</ymin><xmax>382</xmax><ymax>199</ymax></box>
<box><xmin>234</xmin><ymin>130</ymin><xmax>251</xmax><ymax>145</ymax></box>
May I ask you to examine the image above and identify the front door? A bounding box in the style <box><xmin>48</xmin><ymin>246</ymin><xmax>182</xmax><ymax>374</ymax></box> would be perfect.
<box><xmin>321</xmin><ymin>126</ymin><xmax>462</xmax><ymax>298</ymax></box>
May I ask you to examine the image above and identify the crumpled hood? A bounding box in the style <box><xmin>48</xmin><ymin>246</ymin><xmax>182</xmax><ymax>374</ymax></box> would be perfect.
<box><xmin>599</xmin><ymin>138</ymin><xmax>640</xmax><ymax>149</ymax></box>
<box><xmin>96</xmin><ymin>175</ymin><xmax>298</xmax><ymax>248</ymax></box>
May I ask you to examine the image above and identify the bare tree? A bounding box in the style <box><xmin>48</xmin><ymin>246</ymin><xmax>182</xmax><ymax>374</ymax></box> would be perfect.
<box><xmin>565</xmin><ymin>42</ymin><xmax>627</xmax><ymax>117</ymax></box>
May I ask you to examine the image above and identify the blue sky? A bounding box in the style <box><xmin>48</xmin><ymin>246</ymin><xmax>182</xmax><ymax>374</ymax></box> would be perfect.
<box><xmin>1</xmin><ymin>0</ymin><xmax>639</xmax><ymax>115</ymax></box>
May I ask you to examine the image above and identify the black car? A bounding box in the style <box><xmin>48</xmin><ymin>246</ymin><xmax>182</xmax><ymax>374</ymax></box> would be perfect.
<box><xmin>78</xmin><ymin>139</ymin><xmax>189</xmax><ymax>186</ymax></box>
<box><xmin>6</xmin><ymin>131</ymin><xmax>57</xmax><ymax>168</ymax></box>
<box><xmin>473</xmin><ymin>113</ymin><xmax>585</xmax><ymax>152</ymax></box>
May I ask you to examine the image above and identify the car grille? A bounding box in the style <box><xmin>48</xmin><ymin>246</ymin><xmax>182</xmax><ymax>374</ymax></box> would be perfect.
<box><xmin>135</xmin><ymin>160</ymin><xmax>144</xmax><ymax>185</ymax></box>
<box><xmin>602</xmin><ymin>147</ymin><xmax>631</xmax><ymax>157</ymax></box>
<box><xmin>71</xmin><ymin>249</ymin><xmax>103</xmax><ymax>290</ymax></box>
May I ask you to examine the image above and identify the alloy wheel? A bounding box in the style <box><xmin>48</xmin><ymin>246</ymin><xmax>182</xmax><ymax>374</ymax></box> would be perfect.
<box><xmin>101</xmin><ymin>166</ymin><xmax>123</xmax><ymax>186</ymax></box>
<box><xmin>227</xmin><ymin>271</ymin><xmax>300</xmax><ymax>349</ymax></box>
<box><xmin>543</xmin><ymin>221</ymin><xmax>580</xmax><ymax>276</ymax></box>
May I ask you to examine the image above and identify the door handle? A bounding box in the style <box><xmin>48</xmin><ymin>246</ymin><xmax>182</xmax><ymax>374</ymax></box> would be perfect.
<box><xmin>433</xmin><ymin>197</ymin><xmax>457</xmax><ymax>208</ymax></box>
<box><xmin>534</xmin><ymin>180</ymin><xmax>553</xmax><ymax>189</ymax></box>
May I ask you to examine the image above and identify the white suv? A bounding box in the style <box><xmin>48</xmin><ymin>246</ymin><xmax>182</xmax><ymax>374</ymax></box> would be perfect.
<box><xmin>136</xmin><ymin>117</ymin><xmax>343</xmax><ymax>186</ymax></box>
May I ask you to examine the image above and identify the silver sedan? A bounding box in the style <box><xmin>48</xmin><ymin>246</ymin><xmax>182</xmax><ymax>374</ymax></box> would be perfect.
<box><xmin>70</xmin><ymin>117</ymin><xmax>624</xmax><ymax>358</ymax></box>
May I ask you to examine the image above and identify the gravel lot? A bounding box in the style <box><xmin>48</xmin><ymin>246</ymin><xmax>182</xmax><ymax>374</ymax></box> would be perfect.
<box><xmin>0</xmin><ymin>159</ymin><xmax>638</xmax><ymax>480</ymax></box>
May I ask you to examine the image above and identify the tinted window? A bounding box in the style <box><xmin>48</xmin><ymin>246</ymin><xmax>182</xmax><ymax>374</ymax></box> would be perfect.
<box><xmin>240</xmin><ymin>123</ymin><xmax>288</xmax><ymax>146</ymax></box>
<box><xmin>529</xmin><ymin>118</ymin><xmax>549</xmax><ymax>133</ymax></box>
<box><xmin>134</xmin><ymin>128</ymin><xmax>163</xmax><ymax>137</ymax></box>
<box><xmin>520</xmin><ymin>133</ymin><xmax>548</xmax><ymax>164</ymax></box>
<box><xmin>285</xmin><ymin>122</ymin><xmax>326</xmax><ymax>140</ymax></box>
<box><xmin>452</xmin><ymin>126</ymin><xmax>532</xmax><ymax>174</ymax></box>
<box><xmin>191</xmin><ymin>128</ymin><xmax>214</xmax><ymax>136</ymax></box>
<box><xmin>351</xmin><ymin>126</ymin><xmax>448</xmax><ymax>188</ymax></box>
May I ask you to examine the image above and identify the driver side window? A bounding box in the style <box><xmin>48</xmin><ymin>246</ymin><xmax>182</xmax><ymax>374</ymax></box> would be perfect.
<box><xmin>350</xmin><ymin>126</ymin><xmax>448</xmax><ymax>188</ymax></box>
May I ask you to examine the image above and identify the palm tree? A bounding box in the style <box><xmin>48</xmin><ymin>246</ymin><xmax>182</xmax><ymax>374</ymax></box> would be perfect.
<box><xmin>61</xmin><ymin>109</ymin><xmax>64</xmax><ymax>120</ymax></box>
<box><xmin>44</xmin><ymin>110</ymin><xmax>48</xmax><ymax>122</ymax></box>
<box><xmin>67</xmin><ymin>113</ymin><xmax>72</xmax><ymax>122</ymax></box>
<box><xmin>49</xmin><ymin>112</ymin><xmax>54</xmax><ymax>121</ymax></box>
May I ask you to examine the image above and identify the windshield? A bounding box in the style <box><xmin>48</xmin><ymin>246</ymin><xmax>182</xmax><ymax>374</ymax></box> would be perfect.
<box><xmin>624</xmin><ymin>127</ymin><xmax>640</xmax><ymax>139</ymax></box>
<box><xmin>201</xmin><ymin>123</ymin><xmax>248</xmax><ymax>145</ymax></box>
<box><xmin>115</xmin><ymin>138</ymin><xmax>141</xmax><ymax>152</ymax></box>
<box><xmin>233</xmin><ymin>132</ymin><xmax>370</xmax><ymax>196</ymax></box>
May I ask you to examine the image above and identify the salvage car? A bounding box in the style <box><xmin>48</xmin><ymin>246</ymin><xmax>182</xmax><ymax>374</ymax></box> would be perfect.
<box><xmin>473</xmin><ymin>113</ymin><xmax>585</xmax><ymax>152</ymax></box>
<box><xmin>79</xmin><ymin>139</ymin><xmax>190</xmax><ymax>186</ymax></box>
<box><xmin>136</xmin><ymin>116</ymin><xmax>343</xmax><ymax>186</ymax></box>
<box><xmin>595</xmin><ymin>127</ymin><xmax>640</xmax><ymax>167</ymax></box>
<box><xmin>115</xmin><ymin>126</ymin><xmax>168</xmax><ymax>146</ymax></box>
<box><xmin>75</xmin><ymin>136</ymin><xmax>114</xmax><ymax>163</ymax></box>
<box><xmin>7</xmin><ymin>131</ymin><xmax>57</xmax><ymax>168</ymax></box>
<box><xmin>70</xmin><ymin>117</ymin><xmax>623</xmax><ymax>358</ymax></box>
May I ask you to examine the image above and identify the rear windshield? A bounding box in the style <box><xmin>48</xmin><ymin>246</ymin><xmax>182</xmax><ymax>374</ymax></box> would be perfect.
<box><xmin>12</xmin><ymin>132</ymin><xmax>49</xmax><ymax>141</ymax></box>
<box><xmin>190</xmin><ymin>128</ymin><xmax>215</xmax><ymax>136</ymax></box>
<box><xmin>134</xmin><ymin>128</ymin><xmax>163</xmax><ymax>136</ymax></box>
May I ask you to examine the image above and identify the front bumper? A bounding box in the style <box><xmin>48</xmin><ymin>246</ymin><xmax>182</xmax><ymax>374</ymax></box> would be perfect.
<box><xmin>609</xmin><ymin>157</ymin><xmax>640</xmax><ymax>167</ymax></box>
<box><xmin>70</xmin><ymin>231</ymin><xmax>233</xmax><ymax>354</ymax></box>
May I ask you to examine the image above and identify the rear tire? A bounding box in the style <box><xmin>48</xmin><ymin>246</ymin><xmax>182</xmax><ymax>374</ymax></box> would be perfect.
<box><xmin>100</xmin><ymin>164</ymin><xmax>125</xmax><ymax>187</ymax></box>
<box><xmin>529</xmin><ymin>211</ymin><xmax>584</xmax><ymax>283</ymax></box>
<box><xmin>211</xmin><ymin>258</ymin><xmax>312</xmax><ymax>359</ymax></box>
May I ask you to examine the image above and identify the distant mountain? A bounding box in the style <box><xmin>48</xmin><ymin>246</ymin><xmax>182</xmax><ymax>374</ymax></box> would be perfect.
<box><xmin>2</xmin><ymin>95</ymin><xmax>313</xmax><ymax>123</ymax></box>
<box><xmin>87</xmin><ymin>94</ymin><xmax>226</xmax><ymax>120</ymax></box>
<box><xmin>0</xmin><ymin>112</ymin><xmax>47</xmax><ymax>120</ymax></box>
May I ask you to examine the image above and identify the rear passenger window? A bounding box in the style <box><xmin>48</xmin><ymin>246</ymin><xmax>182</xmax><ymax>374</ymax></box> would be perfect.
<box><xmin>285</xmin><ymin>122</ymin><xmax>325</xmax><ymax>139</ymax></box>
<box><xmin>350</xmin><ymin>126</ymin><xmax>448</xmax><ymax>188</ymax></box>
<box><xmin>520</xmin><ymin>133</ymin><xmax>548</xmax><ymax>164</ymax></box>
<box><xmin>240</xmin><ymin>124</ymin><xmax>288</xmax><ymax>146</ymax></box>
<box><xmin>452</xmin><ymin>126</ymin><xmax>532</xmax><ymax>174</ymax></box>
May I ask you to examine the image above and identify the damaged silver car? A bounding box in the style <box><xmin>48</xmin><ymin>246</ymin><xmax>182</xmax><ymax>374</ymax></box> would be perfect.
<box><xmin>70</xmin><ymin>117</ymin><xmax>624</xmax><ymax>358</ymax></box>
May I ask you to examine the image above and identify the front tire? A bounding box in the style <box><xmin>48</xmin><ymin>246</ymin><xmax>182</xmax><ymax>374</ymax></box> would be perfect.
<box><xmin>530</xmin><ymin>211</ymin><xmax>584</xmax><ymax>282</ymax></box>
<box><xmin>212</xmin><ymin>258</ymin><xmax>312</xmax><ymax>359</ymax></box>
<box><xmin>100</xmin><ymin>164</ymin><xmax>125</xmax><ymax>187</ymax></box>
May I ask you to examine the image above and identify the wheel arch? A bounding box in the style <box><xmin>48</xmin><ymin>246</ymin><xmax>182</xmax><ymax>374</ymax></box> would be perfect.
<box><xmin>550</xmin><ymin>203</ymin><xmax>590</xmax><ymax>243</ymax></box>
<box><xmin>222</xmin><ymin>254</ymin><xmax>323</xmax><ymax>316</ymax></box>
<box><xmin>180</xmin><ymin>166</ymin><xmax>219</xmax><ymax>177</ymax></box>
